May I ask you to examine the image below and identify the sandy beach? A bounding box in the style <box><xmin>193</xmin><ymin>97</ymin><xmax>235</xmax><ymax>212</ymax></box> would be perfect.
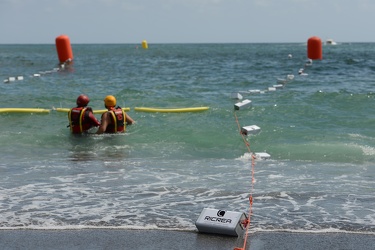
<box><xmin>1</xmin><ymin>229</ymin><xmax>375</xmax><ymax>250</ymax></box>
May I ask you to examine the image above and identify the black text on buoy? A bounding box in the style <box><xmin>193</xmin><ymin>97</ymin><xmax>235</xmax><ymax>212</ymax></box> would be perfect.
<box><xmin>55</xmin><ymin>35</ymin><xmax>74</xmax><ymax>64</ymax></box>
<box><xmin>307</xmin><ymin>36</ymin><xmax>322</xmax><ymax>60</ymax></box>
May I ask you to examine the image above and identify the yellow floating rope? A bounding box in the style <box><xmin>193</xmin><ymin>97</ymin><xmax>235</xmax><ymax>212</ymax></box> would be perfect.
<box><xmin>134</xmin><ymin>107</ymin><xmax>209</xmax><ymax>113</ymax></box>
<box><xmin>54</xmin><ymin>107</ymin><xmax>130</xmax><ymax>114</ymax></box>
<box><xmin>0</xmin><ymin>108</ymin><xmax>51</xmax><ymax>113</ymax></box>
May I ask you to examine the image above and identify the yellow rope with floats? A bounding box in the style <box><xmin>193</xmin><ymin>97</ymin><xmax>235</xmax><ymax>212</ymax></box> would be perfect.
<box><xmin>134</xmin><ymin>107</ymin><xmax>209</xmax><ymax>113</ymax></box>
<box><xmin>54</xmin><ymin>107</ymin><xmax>130</xmax><ymax>114</ymax></box>
<box><xmin>0</xmin><ymin>108</ymin><xmax>51</xmax><ymax>113</ymax></box>
<box><xmin>0</xmin><ymin>107</ymin><xmax>209</xmax><ymax>114</ymax></box>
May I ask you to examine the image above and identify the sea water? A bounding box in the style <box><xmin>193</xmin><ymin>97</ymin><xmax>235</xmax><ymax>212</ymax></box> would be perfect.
<box><xmin>0</xmin><ymin>43</ymin><xmax>374</xmax><ymax>233</ymax></box>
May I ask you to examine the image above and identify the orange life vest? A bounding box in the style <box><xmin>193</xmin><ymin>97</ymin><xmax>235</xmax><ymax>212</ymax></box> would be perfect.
<box><xmin>68</xmin><ymin>107</ymin><xmax>93</xmax><ymax>133</ymax></box>
<box><xmin>105</xmin><ymin>107</ymin><xmax>126</xmax><ymax>133</ymax></box>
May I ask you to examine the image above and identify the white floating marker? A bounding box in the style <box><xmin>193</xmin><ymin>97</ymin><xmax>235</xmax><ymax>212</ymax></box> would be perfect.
<box><xmin>33</xmin><ymin>74</ymin><xmax>41</xmax><ymax>77</ymax></box>
<box><xmin>254</xmin><ymin>152</ymin><xmax>271</xmax><ymax>160</ymax></box>
<box><xmin>273</xmin><ymin>84</ymin><xmax>284</xmax><ymax>89</ymax></box>
<box><xmin>195</xmin><ymin>208</ymin><xmax>248</xmax><ymax>237</ymax></box>
<box><xmin>231</xmin><ymin>92</ymin><xmax>243</xmax><ymax>100</ymax></box>
<box><xmin>241</xmin><ymin>125</ymin><xmax>261</xmax><ymax>135</ymax></box>
<box><xmin>234</xmin><ymin>99</ymin><xmax>252</xmax><ymax>110</ymax></box>
<box><xmin>305</xmin><ymin>59</ymin><xmax>313</xmax><ymax>66</ymax></box>
<box><xmin>276</xmin><ymin>78</ymin><xmax>287</xmax><ymax>84</ymax></box>
<box><xmin>287</xmin><ymin>74</ymin><xmax>294</xmax><ymax>80</ymax></box>
<box><xmin>268</xmin><ymin>87</ymin><xmax>276</xmax><ymax>91</ymax></box>
<box><xmin>248</xmin><ymin>89</ymin><xmax>261</xmax><ymax>94</ymax></box>
<box><xmin>16</xmin><ymin>76</ymin><xmax>24</xmax><ymax>80</ymax></box>
<box><xmin>8</xmin><ymin>77</ymin><xmax>16</xmax><ymax>82</ymax></box>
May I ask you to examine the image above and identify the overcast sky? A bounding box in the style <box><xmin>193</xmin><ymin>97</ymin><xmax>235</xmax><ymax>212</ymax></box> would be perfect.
<box><xmin>1</xmin><ymin>0</ymin><xmax>374</xmax><ymax>44</ymax></box>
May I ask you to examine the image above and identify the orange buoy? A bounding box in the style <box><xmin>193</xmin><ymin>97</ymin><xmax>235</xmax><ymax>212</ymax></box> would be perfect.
<box><xmin>307</xmin><ymin>36</ymin><xmax>322</xmax><ymax>60</ymax></box>
<box><xmin>55</xmin><ymin>35</ymin><xmax>74</xmax><ymax>64</ymax></box>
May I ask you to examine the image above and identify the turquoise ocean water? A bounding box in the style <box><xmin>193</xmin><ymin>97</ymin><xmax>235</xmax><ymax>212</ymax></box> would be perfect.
<box><xmin>0</xmin><ymin>43</ymin><xmax>374</xmax><ymax>233</ymax></box>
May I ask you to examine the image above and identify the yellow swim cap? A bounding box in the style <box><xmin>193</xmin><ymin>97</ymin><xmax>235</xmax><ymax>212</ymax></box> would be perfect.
<box><xmin>104</xmin><ymin>95</ymin><xmax>116</xmax><ymax>107</ymax></box>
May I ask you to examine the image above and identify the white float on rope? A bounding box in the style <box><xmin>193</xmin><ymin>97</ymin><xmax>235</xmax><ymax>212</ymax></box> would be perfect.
<box><xmin>254</xmin><ymin>152</ymin><xmax>271</xmax><ymax>160</ymax></box>
<box><xmin>276</xmin><ymin>78</ymin><xmax>287</xmax><ymax>84</ymax></box>
<box><xmin>248</xmin><ymin>89</ymin><xmax>261</xmax><ymax>94</ymax></box>
<box><xmin>268</xmin><ymin>87</ymin><xmax>276</xmax><ymax>91</ymax></box>
<box><xmin>273</xmin><ymin>84</ymin><xmax>284</xmax><ymax>89</ymax></box>
<box><xmin>241</xmin><ymin>125</ymin><xmax>261</xmax><ymax>135</ymax></box>
<box><xmin>234</xmin><ymin>99</ymin><xmax>252</xmax><ymax>110</ymax></box>
<box><xmin>231</xmin><ymin>92</ymin><xmax>243</xmax><ymax>100</ymax></box>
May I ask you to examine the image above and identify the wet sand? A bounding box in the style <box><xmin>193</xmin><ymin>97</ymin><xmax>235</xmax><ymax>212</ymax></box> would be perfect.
<box><xmin>1</xmin><ymin>229</ymin><xmax>375</xmax><ymax>250</ymax></box>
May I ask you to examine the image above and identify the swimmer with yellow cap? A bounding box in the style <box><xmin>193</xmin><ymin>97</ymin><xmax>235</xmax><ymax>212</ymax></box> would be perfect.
<box><xmin>96</xmin><ymin>95</ymin><xmax>135</xmax><ymax>134</ymax></box>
